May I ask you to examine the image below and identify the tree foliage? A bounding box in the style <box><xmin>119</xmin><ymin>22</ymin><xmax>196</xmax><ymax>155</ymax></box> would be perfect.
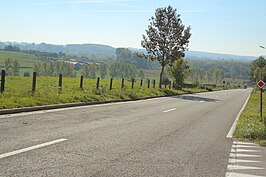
<box><xmin>248</xmin><ymin>56</ymin><xmax>266</xmax><ymax>82</ymax></box>
<box><xmin>99</xmin><ymin>64</ymin><xmax>108</xmax><ymax>79</ymax></box>
<box><xmin>89</xmin><ymin>64</ymin><xmax>97</xmax><ymax>79</ymax></box>
<box><xmin>138</xmin><ymin>69</ymin><xmax>145</xmax><ymax>79</ymax></box>
<box><xmin>141</xmin><ymin>5</ymin><xmax>191</xmax><ymax>87</ymax></box>
<box><xmin>109</xmin><ymin>62</ymin><xmax>137</xmax><ymax>79</ymax></box>
<box><xmin>4</xmin><ymin>45</ymin><xmax>21</xmax><ymax>52</ymax></box>
<box><xmin>33</xmin><ymin>61</ymin><xmax>75</xmax><ymax>77</ymax></box>
<box><xmin>187</xmin><ymin>60</ymin><xmax>250</xmax><ymax>84</ymax></box>
<box><xmin>168</xmin><ymin>59</ymin><xmax>191</xmax><ymax>89</ymax></box>
<box><xmin>81</xmin><ymin>64</ymin><xmax>90</xmax><ymax>78</ymax></box>
<box><xmin>116</xmin><ymin>48</ymin><xmax>159</xmax><ymax>70</ymax></box>
<box><xmin>4</xmin><ymin>58</ymin><xmax>20</xmax><ymax>76</ymax></box>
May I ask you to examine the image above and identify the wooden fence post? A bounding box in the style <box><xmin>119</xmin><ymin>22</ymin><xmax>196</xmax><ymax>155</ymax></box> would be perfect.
<box><xmin>131</xmin><ymin>78</ymin><xmax>134</xmax><ymax>89</ymax></box>
<box><xmin>140</xmin><ymin>79</ymin><xmax>143</xmax><ymax>88</ymax></box>
<box><xmin>96</xmin><ymin>77</ymin><xmax>100</xmax><ymax>90</ymax></box>
<box><xmin>153</xmin><ymin>80</ymin><xmax>156</xmax><ymax>88</ymax></box>
<box><xmin>148</xmin><ymin>79</ymin><xmax>150</xmax><ymax>88</ymax></box>
<box><xmin>32</xmin><ymin>72</ymin><xmax>37</xmax><ymax>93</ymax></box>
<box><xmin>169</xmin><ymin>81</ymin><xmax>171</xmax><ymax>89</ymax></box>
<box><xmin>121</xmin><ymin>78</ymin><xmax>124</xmax><ymax>89</ymax></box>
<box><xmin>80</xmin><ymin>75</ymin><xmax>83</xmax><ymax>89</ymax></box>
<box><xmin>1</xmin><ymin>70</ymin><xmax>5</xmax><ymax>93</ymax></box>
<box><xmin>58</xmin><ymin>74</ymin><xmax>62</xmax><ymax>93</ymax></box>
<box><xmin>110</xmin><ymin>78</ymin><xmax>113</xmax><ymax>90</ymax></box>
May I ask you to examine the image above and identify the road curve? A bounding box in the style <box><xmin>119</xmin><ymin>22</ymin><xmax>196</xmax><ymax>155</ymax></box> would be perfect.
<box><xmin>0</xmin><ymin>89</ymin><xmax>251</xmax><ymax>177</ymax></box>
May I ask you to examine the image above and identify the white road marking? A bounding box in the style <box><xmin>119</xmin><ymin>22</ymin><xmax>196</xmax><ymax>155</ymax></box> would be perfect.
<box><xmin>163</xmin><ymin>108</ymin><xmax>176</xmax><ymax>113</ymax></box>
<box><xmin>234</xmin><ymin>141</ymin><xmax>258</xmax><ymax>145</ymax></box>
<box><xmin>199</xmin><ymin>101</ymin><xmax>205</xmax><ymax>103</ymax></box>
<box><xmin>0</xmin><ymin>97</ymin><xmax>172</xmax><ymax>119</ymax></box>
<box><xmin>0</xmin><ymin>138</ymin><xmax>67</xmax><ymax>159</ymax></box>
<box><xmin>230</xmin><ymin>153</ymin><xmax>262</xmax><ymax>158</ymax></box>
<box><xmin>231</xmin><ymin>149</ymin><xmax>261</xmax><ymax>153</ymax></box>
<box><xmin>229</xmin><ymin>159</ymin><xmax>263</xmax><ymax>163</ymax></box>
<box><xmin>226</xmin><ymin>141</ymin><xmax>266</xmax><ymax>177</ymax></box>
<box><xmin>227</xmin><ymin>165</ymin><xmax>264</xmax><ymax>170</ymax></box>
<box><xmin>226</xmin><ymin>93</ymin><xmax>251</xmax><ymax>138</ymax></box>
<box><xmin>226</xmin><ymin>172</ymin><xmax>266</xmax><ymax>177</ymax></box>
<box><xmin>0</xmin><ymin>89</ymin><xmax>234</xmax><ymax>119</ymax></box>
<box><xmin>232</xmin><ymin>145</ymin><xmax>260</xmax><ymax>148</ymax></box>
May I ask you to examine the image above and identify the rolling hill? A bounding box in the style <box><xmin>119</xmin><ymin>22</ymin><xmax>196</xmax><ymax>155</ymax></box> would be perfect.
<box><xmin>0</xmin><ymin>41</ymin><xmax>260</xmax><ymax>62</ymax></box>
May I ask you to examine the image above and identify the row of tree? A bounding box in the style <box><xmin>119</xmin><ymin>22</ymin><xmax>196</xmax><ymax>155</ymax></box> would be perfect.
<box><xmin>31</xmin><ymin>60</ymin><xmax>146</xmax><ymax>80</ymax></box>
<box><xmin>188</xmin><ymin>68</ymin><xmax>225</xmax><ymax>85</ymax></box>
<box><xmin>188</xmin><ymin>60</ymin><xmax>250</xmax><ymax>80</ymax></box>
<box><xmin>81</xmin><ymin>64</ymin><xmax>104</xmax><ymax>79</ymax></box>
<box><xmin>33</xmin><ymin>61</ymin><xmax>76</xmax><ymax>77</ymax></box>
<box><xmin>109</xmin><ymin>62</ymin><xmax>143</xmax><ymax>79</ymax></box>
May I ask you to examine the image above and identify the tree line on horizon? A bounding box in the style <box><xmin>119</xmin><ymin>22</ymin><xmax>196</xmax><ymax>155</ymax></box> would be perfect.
<box><xmin>1</xmin><ymin>50</ymin><xmax>255</xmax><ymax>86</ymax></box>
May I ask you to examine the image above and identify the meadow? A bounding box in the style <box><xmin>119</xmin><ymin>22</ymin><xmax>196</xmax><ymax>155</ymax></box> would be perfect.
<box><xmin>0</xmin><ymin>76</ymin><xmax>220</xmax><ymax>109</ymax></box>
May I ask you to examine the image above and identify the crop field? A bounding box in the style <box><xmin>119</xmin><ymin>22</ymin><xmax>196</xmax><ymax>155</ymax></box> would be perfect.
<box><xmin>0</xmin><ymin>76</ymin><xmax>217</xmax><ymax>109</ymax></box>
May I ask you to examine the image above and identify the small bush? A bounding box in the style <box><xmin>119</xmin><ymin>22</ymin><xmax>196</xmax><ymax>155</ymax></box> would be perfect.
<box><xmin>24</xmin><ymin>72</ymin><xmax>30</xmax><ymax>77</ymax></box>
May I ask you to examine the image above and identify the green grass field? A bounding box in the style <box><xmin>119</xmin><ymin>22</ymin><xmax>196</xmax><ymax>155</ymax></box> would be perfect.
<box><xmin>0</xmin><ymin>76</ymin><xmax>219</xmax><ymax>109</ymax></box>
<box><xmin>0</xmin><ymin>50</ymin><xmax>37</xmax><ymax>75</ymax></box>
<box><xmin>234</xmin><ymin>90</ymin><xmax>266</xmax><ymax>146</ymax></box>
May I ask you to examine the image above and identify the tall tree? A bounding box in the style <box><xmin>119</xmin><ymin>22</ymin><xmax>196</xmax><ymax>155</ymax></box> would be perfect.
<box><xmin>141</xmin><ymin>5</ymin><xmax>191</xmax><ymax>88</ymax></box>
<box><xmin>89</xmin><ymin>64</ymin><xmax>97</xmax><ymax>79</ymax></box>
<box><xmin>13</xmin><ymin>59</ymin><xmax>20</xmax><ymax>76</ymax></box>
<box><xmin>82</xmin><ymin>64</ymin><xmax>90</xmax><ymax>78</ymax></box>
<box><xmin>99</xmin><ymin>64</ymin><xmax>107</xmax><ymax>79</ymax></box>
<box><xmin>33</xmin><ymin>61</ymin><xmax>44</xmax><ymax>76</ymax></box>
<box><xmin>138</xmin><ymin>69</ymin><xmax>145</xmax><ymax>79</ymax></box>
<box><xmin>4</xmin><ymin>58</ymin><xmax>13</xmax><ymax>76</ymax></box>
<box><xmin>116</xmin><ymin>48</ymin><xmax>132</xmax><ymax>61</ymax></box>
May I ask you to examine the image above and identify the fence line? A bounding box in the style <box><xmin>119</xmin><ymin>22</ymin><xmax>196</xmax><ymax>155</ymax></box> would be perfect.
<box><xmin>0</xmin><ymin>70</ymin><xmax>214</xmax><ymax>94</ymax></box>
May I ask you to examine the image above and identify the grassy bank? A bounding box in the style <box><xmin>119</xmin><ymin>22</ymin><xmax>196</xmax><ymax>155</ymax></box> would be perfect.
<box><xmin>0</xmin><ymin>76</ymin><xmax>221</xmax><ymax>109</ymax></box>
<box><xmin>234</xmin><ymin>89</ymin><xmax>266</xmax><ymax>146</ymax></box>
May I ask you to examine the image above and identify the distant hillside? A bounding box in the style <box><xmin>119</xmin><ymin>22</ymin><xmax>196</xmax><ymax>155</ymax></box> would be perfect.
<box><xmin>185</xmin><ymin>51</ymin><xmax>255</xmax><ymax>62</ymax></box>
<box><xmin>0</xmin><ymin>42</ymin><xmax>116</xmax><ymax>57</ymax></box>
<box><xmin>129</xmin><ymin>48</ymin><xmax>256</xmax><ymax>62</ymax></box>
<box><xmin>0</xmin><ymin>41</ymin><xmax>260</xmax><ymax>62</ymax></box>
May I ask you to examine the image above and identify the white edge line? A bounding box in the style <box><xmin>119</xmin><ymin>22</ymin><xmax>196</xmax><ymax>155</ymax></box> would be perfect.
<box><xmin>226</xmin><ymin>93</ymin><xmax>251</xmax><ymax>138</ymax></box>
<box><xmin>163</xmin><ymin>108</ymin><xmax>176</xmax><ymax>113</ymax></box>
<box><xmin>0</xmin><ymin>97</ymin><xmax>169</xmax><ymax>119</ymax></box>
<box><xmin>226</xmin><ymin>172</ymin><xmax>266</xmax><ymax>177</ymax></box>
<box><xmin>0</xmin><ymin>138</ymin><xmax>67</xmax><ymax>159</ymax></box>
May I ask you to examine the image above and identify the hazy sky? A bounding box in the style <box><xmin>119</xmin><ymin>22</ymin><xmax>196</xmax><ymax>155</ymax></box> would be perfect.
<box><xmin>1</xmin><ymin>0</ymin><xmax>266</xmax><ymax>56</ymax></box>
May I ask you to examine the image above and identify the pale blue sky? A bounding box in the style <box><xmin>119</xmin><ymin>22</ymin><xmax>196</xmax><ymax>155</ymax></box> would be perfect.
<box><xmin>1</xmin><ymin>0</ymin><xmax>266</xmax><ymax>56</ymax></box>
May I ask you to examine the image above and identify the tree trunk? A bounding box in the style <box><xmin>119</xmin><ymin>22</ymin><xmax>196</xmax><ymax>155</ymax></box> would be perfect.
<box><xmin>159</xmin><ymin>65</ymin><xmax>165</xmax><ymax>88</ymax></box>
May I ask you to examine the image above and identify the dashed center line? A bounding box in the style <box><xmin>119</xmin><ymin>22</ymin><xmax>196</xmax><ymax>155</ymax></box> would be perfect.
<box><xmin>0</xmin><ymin>138</ymin><xmax>67</xmax><ymax>159</ymax></box>
<box><xmin>163</xmin><ymin>108</ymin><xmax>176</xmax><ymax>113</ymax></box>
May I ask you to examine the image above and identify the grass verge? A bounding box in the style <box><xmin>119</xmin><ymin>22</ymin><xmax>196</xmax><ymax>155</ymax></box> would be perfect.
<box><xmin>234</xmin><ymin>89</ymin><xmax>266</xmax><ymax>146</ymax></box>
<box><xmin>0</xmin><ymin>76</ymin><xmax>223</xmax><ymax>109</ymax></box>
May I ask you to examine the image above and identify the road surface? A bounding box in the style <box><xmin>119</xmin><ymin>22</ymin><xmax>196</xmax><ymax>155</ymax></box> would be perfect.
<box><xmin>0</xmin><ymin>89</ymin><xmax>251</xmax><ymax>176</ymax></box>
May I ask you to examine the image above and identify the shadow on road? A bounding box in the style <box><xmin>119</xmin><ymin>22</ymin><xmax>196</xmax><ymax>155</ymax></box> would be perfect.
<box><xmin>170</xmin><ymin>95</ymin><xmax>220</xmax><ymax>102</ymax></box>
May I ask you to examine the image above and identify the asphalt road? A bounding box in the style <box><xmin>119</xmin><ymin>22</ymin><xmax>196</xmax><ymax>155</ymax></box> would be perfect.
<box><xmin>0</xmin><ymin>89</ymin><xmax>251</xmax><ymax>177</ymax></box>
